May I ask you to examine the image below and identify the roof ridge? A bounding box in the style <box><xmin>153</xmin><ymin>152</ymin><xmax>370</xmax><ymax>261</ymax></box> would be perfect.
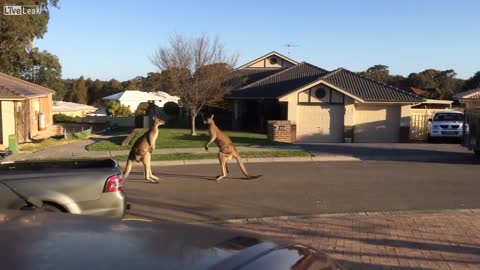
<box><xmin>0</xmin><ymin>72</ymin><xmax>55</xmax><ymax>94</ymax></box>
<box><xmin>320</xmin><ymin>67</ymin><xmax>344</xmax><ymax>80</ymax></box>
<box><xmin>341</xmin><ymin>68</ymin><xmax>422</xmax><ymax>99</ymax></box>
<box><xmin>239</xmin><ymin>63</ymin><xmax>305</xmax><ymax>89</ymax></box>
<box><xmin>237</xmin><ymin>51</ymin><xmax>299</xmax><ymax>70</ymax></box>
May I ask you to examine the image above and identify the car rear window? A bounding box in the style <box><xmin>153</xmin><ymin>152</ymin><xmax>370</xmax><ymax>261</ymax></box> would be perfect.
<box><xmin>434</xmin><ymin>113</ymin><xmax>464</xmax><ymax>121</ymax></box>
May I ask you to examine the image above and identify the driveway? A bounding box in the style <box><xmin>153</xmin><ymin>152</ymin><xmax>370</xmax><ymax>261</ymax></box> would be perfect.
<box><xmin>125</xmin><ymin>160</ymin><xmax>480</xmax><ymax>223</ymax></box>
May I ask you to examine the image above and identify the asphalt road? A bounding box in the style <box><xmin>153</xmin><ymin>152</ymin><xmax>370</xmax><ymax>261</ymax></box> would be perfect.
<box><xmin>125</xmin><ymin>160</ymin><xmax>480</xmax><ymax>223</ymax></box>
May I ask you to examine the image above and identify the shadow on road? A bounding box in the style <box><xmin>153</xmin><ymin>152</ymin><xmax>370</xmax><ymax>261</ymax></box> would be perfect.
<box><xmin>302</xmin><ymin>143</ymin><xmax>480</xmax><ymax>165</ymax></box>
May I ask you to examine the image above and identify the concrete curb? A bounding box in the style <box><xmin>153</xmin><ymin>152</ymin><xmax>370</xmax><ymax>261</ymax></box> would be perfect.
<box><xmin>115</xmin><ymin>155</ymin><xmax>361</xmax><ymax>167</ymax></box>
<box><xmin>190</xmin><ymin>208</ymin><xmax>480</xmax><ymax>226</ymax></box>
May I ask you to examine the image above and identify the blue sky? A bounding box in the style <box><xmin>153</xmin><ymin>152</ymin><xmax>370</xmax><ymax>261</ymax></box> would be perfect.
<box><xmin>36</xmin><ymin>0</ymin><xmax>480</xmax><ymax>81</ymax></box>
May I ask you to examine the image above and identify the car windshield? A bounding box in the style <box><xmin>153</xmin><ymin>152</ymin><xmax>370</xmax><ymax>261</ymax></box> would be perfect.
<box><xmin>434</xmin><ymin>113</ymin><xmax>464</xmax><ymax>121</ymax></box>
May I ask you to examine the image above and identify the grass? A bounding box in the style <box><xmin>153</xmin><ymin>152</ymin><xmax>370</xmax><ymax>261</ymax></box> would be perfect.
<box><xmin>19</xmin><ymin>137</ymin><xmax>83</xmax><ymax>152</ymax></box>
<box><xmin>87</xmin><ymin>128</ymin><xmax>288</xmax><ymax>151</ymax></box>
<box><xmin>21</xmin><ymin>150</ymin><xmax>310</xmax><ymax>162</ymax></box>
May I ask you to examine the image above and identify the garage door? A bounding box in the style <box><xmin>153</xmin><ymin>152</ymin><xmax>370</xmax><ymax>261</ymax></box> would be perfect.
<box><xmin>0</xmin><ymin>101</ymin><xmax>15</xmax><ymax>147</ymax></box>
<box><xmin>354</xmin><ymin>104</ymin><xmax>400</xmax><ymax>143</ymax></box>
<box><xmin>296</xmin><ymin>105</ymin><xmax>344</xmax><ymax>143</ymax></box>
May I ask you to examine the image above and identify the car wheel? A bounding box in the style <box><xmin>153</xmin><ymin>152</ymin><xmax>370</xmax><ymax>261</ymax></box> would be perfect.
<box><xmin>42</xmin><ymin>202</ymin><xmax>66</xmax><ymax>213</ymax></box>
<box><xmin>427</xmin><ymin>135</ymin><xmax>434</xmax><ymax>143</ymax></box>
<box><xmin>475</xmin><ymin>150</ymin><xmax>480</xmax><ymax>156</ymax></box>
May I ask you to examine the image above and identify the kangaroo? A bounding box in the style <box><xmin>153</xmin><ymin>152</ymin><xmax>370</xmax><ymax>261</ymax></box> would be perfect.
<box><xmin>204</xmin><ymin>114</ymin><xmax>259</xmax><ymax>181</ymax></box>
<box><xmin>123</xmin><ymin>116</ymin><xmax>165</xmax><ymax>183</ymax></box>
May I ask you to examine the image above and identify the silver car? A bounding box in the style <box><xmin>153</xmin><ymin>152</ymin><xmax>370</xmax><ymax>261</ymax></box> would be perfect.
<box><xmin>0</xmin><ymin>159</ymin><xmax>127</xmax><ymax>218</ymax></box>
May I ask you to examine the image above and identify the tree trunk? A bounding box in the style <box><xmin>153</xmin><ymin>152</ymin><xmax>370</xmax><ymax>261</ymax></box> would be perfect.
<box><xmin>191</xmin><ymin>113</ymin><xmax>197</xmax><ymax>136</ymax></box>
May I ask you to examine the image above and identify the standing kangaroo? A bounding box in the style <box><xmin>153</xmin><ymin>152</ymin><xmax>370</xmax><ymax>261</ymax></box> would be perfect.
<box><xmin>204</xmin><ymin>114</ymin><xmax>259</xmax><ymax>181</ymax></box>
<box><xmin>123</xmin><ymin>116</ymin><xmax>165</xmax><ymax>183</ymax></box>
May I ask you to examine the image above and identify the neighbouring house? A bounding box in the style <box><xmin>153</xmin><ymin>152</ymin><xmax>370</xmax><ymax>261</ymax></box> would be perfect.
<box><xmin>453</xmin><ymin>88</ymin><xmax>480</xmax><ymax>110</ymax></box>
<box><xmin>52</xmin><ymin>101</ymin><xmax>97</xmax><ymax>117</ymax></box>
<box><xmin>101</xmin><ymin>90</ymin><xmax>181</xmax><ymax>113</ymax></box>
<box><xmin>0</xmin><ymin>72</ymin><xmax>55</xmax><ymax>147</ymax></box>
<box><xmin>227</xmin><ymin>51</ymin><xmax>425</xmax><ymax>143</ymax></box>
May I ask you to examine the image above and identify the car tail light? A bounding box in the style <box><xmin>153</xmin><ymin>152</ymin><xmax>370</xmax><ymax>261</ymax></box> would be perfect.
<box><xmin>104</xmin><ymin>174</ymin><xmax>124</xmax><ymax>193</ymax></box>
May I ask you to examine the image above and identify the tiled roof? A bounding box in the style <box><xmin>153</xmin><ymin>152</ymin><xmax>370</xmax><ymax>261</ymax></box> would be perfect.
<box><xmin>0</xmin><ymin>72</ymin><xmax>55</xmax><ymax>99</ymax></box>
<box><xmin>227</xmin><ymin>63</ymin><xmax>423</xmax><ymax>102</ymax></box>
<box><xmin>0</xmin><ymin>86</ymin><xmax>22</xmax><ymax>98</ymax></box>
<box><xmin>226</xmin><ymin>68</ymin><xmax>283</xmax><ymax>88</ymax></box>
<box><xmin>228</xmin><ymin>62</ymin><xmax>328</xmax><ymax>98</ymax></box>
<box><xmin>322</xmin><ymin>69</ymin><xmax>424</xmax><ymax>102</ymax></box>
<box><xmin>470</xmin><ymin>93</ymin><xmax>480</xmax><ymax>99</ymax></box>
<box><xmin>403</xmin><ymin>86</ymin><xmax>429</xmax><ymax>97</ymax></box>
<box><xmin>453</xmin><ymin>88</ymin><xmax>480</xmax><ymax>100</ymax></box>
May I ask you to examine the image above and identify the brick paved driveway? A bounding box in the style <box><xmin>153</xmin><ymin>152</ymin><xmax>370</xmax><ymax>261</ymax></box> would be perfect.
<box><xmin>225</xmin><ymin>210</ymin><xmax>480</xmax><ymax>270</ymax></box>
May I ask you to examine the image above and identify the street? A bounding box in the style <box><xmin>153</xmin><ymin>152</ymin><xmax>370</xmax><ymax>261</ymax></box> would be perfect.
<box><xmin>125</xmin><ymin>160</ymin><xmax>480</xmax><ymax>223</ymax></box>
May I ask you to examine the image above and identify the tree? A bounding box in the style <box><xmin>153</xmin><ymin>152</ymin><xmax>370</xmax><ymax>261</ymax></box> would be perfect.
<box><xmin>359</xmin><ymin>65</ymin><xmax>390</xmax><ymax>83</ymax></box>
<box><xmin>134</xmin><ymin>102</ymin><xmax>149</xmax><ymax>116</ymax></box>
<box><xmin>463</xmin><ymin>71</ymin><xmax>480</xmax><ymax>90</ymax></box>
<box><xmin>71</xmin><ymin>76</ymin><xmax>88</xmax><ymax>104</ymax></box>
<box><xmin>106</xmin><ymin>100</ymin><xmax>132</xmax><ymax>116</ymax></box>
<box><xmin>103</xmin><ymin>79</ymin><xmax>124</xmax><ymax>96</ymax></box>
<box><xmin>88</xmin><ymin>79</ymin><xmax>104</xmax><ymax>105</ymax></box>
<box><xmin>0</xmin><ymin>0</ymin><xmax>59</xmax><ymax>75</ymax></box>
<box><xmin>116</xmin><ymin>104</ymin><xmax>133</xmax><ymax>116</ymax></box>
<box><xmin>151</xmin><ymin>34</ymin><xmax>239</xmax><ymax>135</ymax></box>
<box><xmin>125</xmin><ymin>78</ymin><xmax>142</xmax><ymax>90</ymax></box>
<box><xmin>407</xmin><ymin>69</ymin><xmax>464</xmax><ymax>99</ymax></box>
<box><xmin>20</xmin><ymin>49</ymin><xmax>65</xmax><ymax>100</ymax></box>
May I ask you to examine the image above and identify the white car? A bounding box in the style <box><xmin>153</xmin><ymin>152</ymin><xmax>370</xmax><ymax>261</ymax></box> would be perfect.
<box><xmin>427</xmin><ymin>111</ymin><xmax>468</xmax><ymax>142</ymax></box>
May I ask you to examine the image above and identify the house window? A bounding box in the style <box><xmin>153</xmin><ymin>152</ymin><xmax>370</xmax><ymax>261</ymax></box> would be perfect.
<box><xmin>297</xmin><ymin>86</ymin><xmax>345</xmax><ymax>105</ymax></box>
<box><xmin>269</xmin><ymin>57</ymin><xmax>278</xmax><ymax>65</ymax></box>
<box><xmin>315</xmin><ymin>88</ymin><xmax>327</xmax><ymax>99</ymax></box>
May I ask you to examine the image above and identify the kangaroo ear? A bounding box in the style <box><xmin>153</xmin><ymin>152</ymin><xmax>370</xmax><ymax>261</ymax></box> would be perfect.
<box><xmin>210</xmin><ymin>114</ymin><xmax>214</xmax><ymax>119</ymax></box>
<box><xmin>152</xmin><ymin>116</ymin><xmax>157</xmax><ymax>120</ymax></box>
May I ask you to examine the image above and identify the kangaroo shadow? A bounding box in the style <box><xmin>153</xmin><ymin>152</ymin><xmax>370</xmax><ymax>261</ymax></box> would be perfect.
<box><xmin>126</xmin><ymin>172</ymin><xmax>262</xmax><ymax>182</ymax></box>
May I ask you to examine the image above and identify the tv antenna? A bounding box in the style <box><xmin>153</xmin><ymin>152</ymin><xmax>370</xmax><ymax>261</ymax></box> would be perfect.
<box><xmin>284</xmin><ymin>43</ymin><xmax>299</xmax><ymax>56</ymax></box>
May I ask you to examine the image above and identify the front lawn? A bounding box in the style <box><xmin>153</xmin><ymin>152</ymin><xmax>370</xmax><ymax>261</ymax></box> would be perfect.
<box><xmin>20</xmin><ymin>137</ymin><xmax>82</xmax><ymax>152</ymax></box>
<box><xmin>87</xmin><ymin>128</ymin><xmax>287</xmax><ymax>151</ymax></box>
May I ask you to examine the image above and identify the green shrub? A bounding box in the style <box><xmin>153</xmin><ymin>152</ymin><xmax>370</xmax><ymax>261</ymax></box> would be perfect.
<box><xmin>53</xmin><ymin>114</ymin><xmax>82</xmax><ymax>123</ymax></box>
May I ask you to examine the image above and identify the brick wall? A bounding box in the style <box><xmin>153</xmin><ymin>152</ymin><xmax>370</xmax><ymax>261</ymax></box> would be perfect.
<box><xmin>267</xmin><ymin>120</ymin><xmax>295</xmax><ymax>143</ymax></box>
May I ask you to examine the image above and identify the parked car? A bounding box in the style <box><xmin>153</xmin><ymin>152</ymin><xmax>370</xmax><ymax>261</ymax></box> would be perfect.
<box><xmin>0</xmin><ymin>159</ymin><xmax>127</xmax><ymax>217</ymax></box>
<box><xmin>0</xmin><ymin>210</ymin><xmax>342</xmax><ymax>270</ymax></box>
<box><xmin>427</xmin><ymin>111</ymin><xmax>467</xmax><ymax>142</ymax></box>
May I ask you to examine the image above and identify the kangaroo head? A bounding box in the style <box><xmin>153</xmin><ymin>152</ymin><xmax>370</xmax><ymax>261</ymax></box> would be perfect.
<box><xmin>204</xmin><ymin>114</ymin><xmax>215</xmax><ymax>125</ymax></box>
<box><xmin>152</xmin><ymin>116</ymin><xmax>165</xmax><ymax>128</ymax></box>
